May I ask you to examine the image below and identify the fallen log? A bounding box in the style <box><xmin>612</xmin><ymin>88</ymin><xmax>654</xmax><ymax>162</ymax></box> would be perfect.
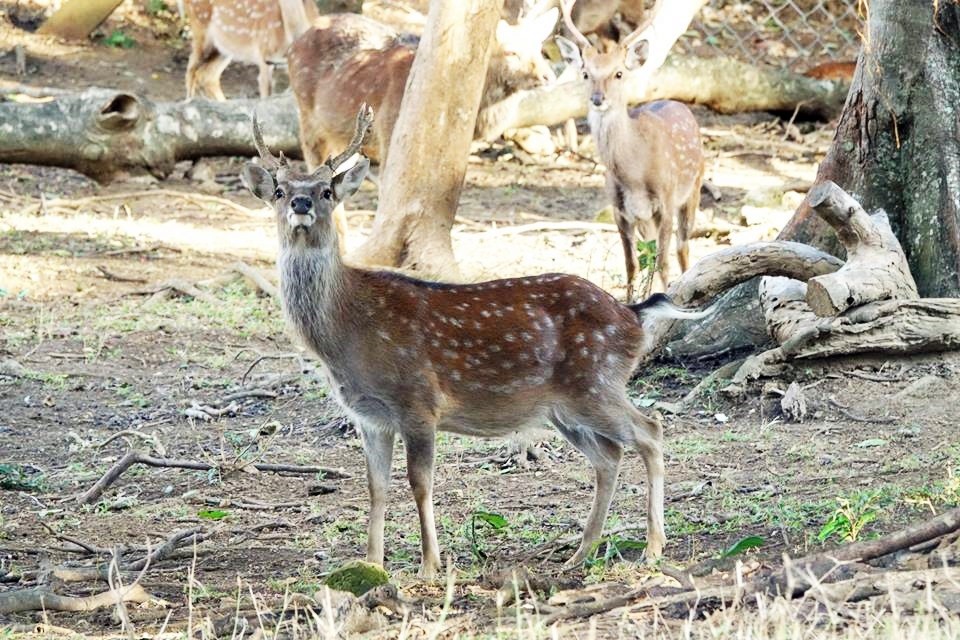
<box><xmin>476</xmin><ymin>54</ymin><xmax>849</xmax><ymax>141</ymax></box>
<box><xmin>0</xmin><ymin>90</ymin><xmax>300</xmax><ymax>182</ymax></box>
<box><xmin>0</xmin><ymin>583</ymin><xmax>158</xmax><ymax>615</ymax></box>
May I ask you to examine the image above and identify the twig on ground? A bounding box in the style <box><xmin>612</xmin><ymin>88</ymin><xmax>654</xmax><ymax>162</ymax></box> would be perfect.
<box><xmin>95</xmin><ymin>265</ymin><xmax>147</xmax><ymax>284</ymax></box>
<box><xmin>826</xmin><ymin>395</ymin><xmax>897</xmax><ymax>424</ymax></box>
<box><xmin>96</xmin><ymin>429</ymin><xmax>167</xmax><ymax>455</ymax></box>
<box><xmin>78</xmin><ymin>449</ymin><xmax>350</xmax><ymax>504</ymax></box>
<box><xmin>185</xmin><ymin>401</ymin><xmax>240</xmax><ymax>421</ymax></box>
<box><xmin>230</xmin><ymin>261</ymin><xmax>279</xmax><ymax>300</ymax></box>
<box><xmin>542</xmin><ymin>578</ymin><xmax>665</xmax><ymax>625</ymax></box>
<box><xmin>39</xmin><ymin>522</ymin><xmax>112</xmax><ymax>557</ymax></box>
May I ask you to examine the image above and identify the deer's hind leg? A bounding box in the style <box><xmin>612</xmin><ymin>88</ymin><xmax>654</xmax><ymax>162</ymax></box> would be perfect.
<box><xmin>551</xmin><ymin>412</ymin><xmax>624</xmax><ymax>566</ymax></box>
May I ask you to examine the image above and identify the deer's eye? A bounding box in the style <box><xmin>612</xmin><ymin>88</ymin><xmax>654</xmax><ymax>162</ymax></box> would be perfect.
<box><xmin>582</xmin><ymin>70</ymin><xmax>589</xmax><ymax>80</ymax></box>
<box><xmin>321</xmin><ymin>189</ymin><xmax>333</xmax><ymax>200</ymax></box>
<box><xmin>274</xmin><ymin>188</ymin><xmax>285</xmax><ymax>200</ymax></box>
<box><xmin>615</xmin><ymin>71</ymin><xmax>623</xmax><ymax>79</ymax></box>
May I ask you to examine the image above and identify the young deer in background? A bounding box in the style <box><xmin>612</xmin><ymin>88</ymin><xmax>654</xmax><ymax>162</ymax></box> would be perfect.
<box><xmin>184</xmin><ymin>0</ymin><xmax>318</xmax><ymax>100</ymax></box>
<box><xmin>241</xmin><ymin>106</ymin><xmax>712</xmax><ymax>578</ymax></box>
<box><xmin>286</xmin><ymin>8</ymin><xmax>559</xmax><ymax>169</ymax></box>
<box><xmin>556</xmin><ymin>0</ymin><xmax>704</xmax><ymax>302</ymax></box>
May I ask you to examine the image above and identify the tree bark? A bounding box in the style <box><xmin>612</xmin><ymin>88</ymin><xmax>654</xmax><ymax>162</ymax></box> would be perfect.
<box><xmin>476</xmin><ymin>55</ymin><xmax>849</xmax><ymax>142</ymax></box>
<box><xmin>348</xmin><ymin>0</ymin><xmax>505</xmax><ymax>278</ymax></box>
<box><xmin>779</xmin><ymin>0</ymin><xmax>960</xmax><ymax>298</ymax></box>
<box><xmin>37</xmin><ymin>0</ymin><xmax>124</xmax><ymax>40</ymax></box>
<box><xmin>0</xmin><ymin>91</ymin><xmax>299</xmax><ymax>182</ymax></box>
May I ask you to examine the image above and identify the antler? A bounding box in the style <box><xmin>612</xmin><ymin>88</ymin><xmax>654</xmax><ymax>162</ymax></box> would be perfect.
<box><xmin>251</xmin><ymin>114</ymin><xmax>287</xmax><ymax>170</ymax></box>
<box><xmin>559</xmin><ymin>0</ymin><xmax>590</xmax><ymax>49</ymax></box>
<box><xmin>618</xmin><ymin>0</ymin><xmax>659</xmax><ymax>49</ymax></box>
<box><xmin>321</xmin><ymin>103</ymin><xmax>374</xmax><ymax>175</ymax></box>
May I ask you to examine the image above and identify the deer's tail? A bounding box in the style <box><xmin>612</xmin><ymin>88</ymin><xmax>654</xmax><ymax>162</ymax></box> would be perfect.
<box><xmin>629</xmin><ymin>293</ymin><xmax>715</xmax><ymax>321</ymax></box>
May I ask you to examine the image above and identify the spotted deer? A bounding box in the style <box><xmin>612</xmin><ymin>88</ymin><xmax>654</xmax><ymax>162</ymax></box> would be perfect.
<box><xmin>184</xmin><ymin>0</ymin><xmax>319</xmax><ymax>100</ymax></box>
<box><xmin>556</xmin><ymin>0</ymin><xmax>704</xmax><ymax>302</ymax></box>
<box><xmin>286</xmin><ymin>8</ymin><xmax>559</xmax><ymax>170</ymax></box>
<box><xmin>240</xmin><ymin>106</ymin><xmax>713</xmax><ymax>578</ymax></box>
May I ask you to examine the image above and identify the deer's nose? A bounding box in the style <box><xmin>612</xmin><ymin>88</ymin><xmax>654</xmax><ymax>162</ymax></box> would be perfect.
<box><xmin>290</xmin><ymin>196</ymin><xmax>313</xmax><ymax>215</ymax></box>
<box><xmin>590</xmin><ymin>92</ymin><xmax>604</xmax><ymax>107</ymax></box>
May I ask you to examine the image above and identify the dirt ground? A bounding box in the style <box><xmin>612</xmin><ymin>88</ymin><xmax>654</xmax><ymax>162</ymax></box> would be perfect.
<box><xmin>2</xmin><ymin>4</ymin><xmax>960</xmax><ymax>640</ymax></box>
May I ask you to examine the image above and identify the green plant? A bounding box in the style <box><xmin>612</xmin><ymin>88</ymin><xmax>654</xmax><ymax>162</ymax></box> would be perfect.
<box><xmin>0</xmin><ymin>464</ymin><xmax>45</xmax><ymax>491</ymax></box>
<box><xmin>817</xmin><ymin>490</ymin><xmax>885</xmax><ymax>543</ymax></box>
<box><xmin>585</xmin><ymin>533</ymin><xmax>647</xmax><ymax>570</ymax></box>
<box><xmin>465</xmin><ymin>511</ymin><xmax>509</xmax><ymax>562</ymax></box>
<box><xmin>635</xmin><ymin>238</ymin><xmax>658</xmax><ymax>271</ymax></box>
<box><xmin>103</xmin><ymin>30</ymin><xmax>136</xmax><ymax>48</ymax></box>
<box><xmin>147</xmin><ymin>0</ymin><xmax>169</xmax><ymax>15</ymax></box>
<box><xmin>720</xmin><ymin>535</ymin><xmax>765</xmax><ymax>559</ymax></box>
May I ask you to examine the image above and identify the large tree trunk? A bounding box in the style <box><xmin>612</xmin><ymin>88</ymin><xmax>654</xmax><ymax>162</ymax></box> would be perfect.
<box><xmin>347</xmin><ymin>0</ymin><xmax>505</xmax><ymax>278</ymax></box>
<box><xmin>0</xmin><ymin>91</ymin><xmax>299</xmax><ymax>182</ymax></box>
<box><xmin>37</xmin><ymin>0</ymin><xmax>124</xmax><ymax>40</ymax></box>
<box><xmin>670</xmin><ymin>0</ymin><xmax>960</xmax><ymax>359</ymax></box>
<box><xmin>779</xmin><ymin>0</ymin><xmax>960</xmax><ymax>297</ymax></box>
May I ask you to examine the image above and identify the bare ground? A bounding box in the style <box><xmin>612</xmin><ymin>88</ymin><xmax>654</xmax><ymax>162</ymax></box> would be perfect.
<box><xmin>1</xmin><ymin>5</ymin><xmax>959</xmax><ymax>639</ymax></box>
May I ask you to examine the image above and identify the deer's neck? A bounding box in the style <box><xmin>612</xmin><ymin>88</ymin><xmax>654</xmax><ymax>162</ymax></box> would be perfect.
<box><xmin>588</xmin><ymin>106</ymin><xmax>633</xmax><ymax>168</ymax></box>
<box><xmin>278</xmin><ymin>244</ymin><xmax>352</xmax><ymax>360</ymax></box>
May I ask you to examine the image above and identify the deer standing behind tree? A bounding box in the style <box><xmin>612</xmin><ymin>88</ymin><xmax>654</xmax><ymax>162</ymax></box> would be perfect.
<box><xmin>240</xmin><ymin>106</ymin><xmax>713</xmax><ymax>578</ymax></box>
<box><xmin>286</xmin><ymin>8</ymin><xmax>559</xmax><ymax>170</ymax></box>
<box><xmin>184</xmin><ymin>0</ymin><xmax>319</xmax><ymax>100</ymax></box>
<box><xmin>556</xmin><ymin>0</ymin><xmax>704</xmax><ymax>302</ymax></box>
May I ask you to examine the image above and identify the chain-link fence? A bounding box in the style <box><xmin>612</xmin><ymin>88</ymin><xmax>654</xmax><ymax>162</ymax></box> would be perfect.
<box><xmin>679</xmin><ymin>0</ymin><xmax>865</xmax><ymax>71</ymax></box>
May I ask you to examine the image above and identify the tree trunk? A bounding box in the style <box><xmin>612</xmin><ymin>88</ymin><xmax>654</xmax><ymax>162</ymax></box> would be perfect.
<box><xmin>37</xmin><ymin>0</ymin><xmax>124</xmax><ymax>40</ymax></box>
<box><xmin>476</xmin><ymin>55</ymin><xmax>848</xmax><ymax>142</ymax></box>
<box><xmin>779</xmin><ymin>0</ymin><xmax>960</xmax><ymax>297</ymax></box>
<box><xmin>0</xmin><ymin>91</ymin><xmax>299</xmax><ymax>182</ymax></box>
<box><xmin>348</xmin><ymin>0</ymin><xmax>505</xmax><ymax>278</ymax></box>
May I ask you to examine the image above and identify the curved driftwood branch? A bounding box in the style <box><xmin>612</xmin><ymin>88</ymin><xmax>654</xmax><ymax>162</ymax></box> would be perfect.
<box><xmin>0</xmin><ymin>583</ymin><xmax>157</xmax><ymax>615</ymax></box>
<box><xmin>805</xmin><ymin>181</ymin><xmax>918</xmax><ymax>316</ymax></box>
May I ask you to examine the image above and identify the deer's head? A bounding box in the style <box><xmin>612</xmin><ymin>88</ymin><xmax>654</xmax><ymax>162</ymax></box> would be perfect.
<box><xmin>555</xmin><ymin>0</ymin><xmax>650</xmax><ymax>112</ymax></box>
<box><xmin>488</xmin><ymin>4</ymin><xmax>560</xmax><ymax>99</ymax></box>
<box><xmin>241</xmin><ymin>106</ymin><xmax>373</xmax><ymax>250</ymax></box>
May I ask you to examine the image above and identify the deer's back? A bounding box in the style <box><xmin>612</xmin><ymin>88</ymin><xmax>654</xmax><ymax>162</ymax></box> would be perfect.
<box><xmin>187</xmin><ymin>0</ymin><xmax>291</xmax><ymax>63</ymax></box>
<box><xmin>286</xmin><ymin>265</ymin><xmax>645</xmax><ymax>437</ymax></box>
<box><xmin>288</xmin><ymin>14</ymin><xmax>415</xmax><ymax>162</ymax></box>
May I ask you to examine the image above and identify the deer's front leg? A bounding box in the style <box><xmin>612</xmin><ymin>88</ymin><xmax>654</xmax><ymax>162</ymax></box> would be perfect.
<box><xmin>403</xmin><ymin>427</ymin><xmax>442</xmax><ymax>579</ymax></box>
<box><xmin>360</xmin><ymin>426</ymin><xmax>395</xmax><ymax>567</ymax></box>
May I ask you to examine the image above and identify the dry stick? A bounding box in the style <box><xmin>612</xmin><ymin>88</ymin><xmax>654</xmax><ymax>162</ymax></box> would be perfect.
<box><xmin>78</xmin><ymin>450</ymin><xmax>350</xmax><ymax>504</ymax></box>
<box><xmin>231</xmin><ymin>261</ymin><xmax>279</xmax><ymax>300</ymax></box>
<box><xmin>39</xmin><ymin>521</ymin><xmax>111</xmax><ymax>556</ymax></box>
<box><xmin>95</xmin><ymin>265</ymin><xmax>148</xmax><ymax>284</ymax></box>
<box><xmin>126</xmin><ymin>528</ymin><xmax>205</xmax><ymax>572</ymax></box>
<box><xmin>541</xmin><ymin>577</ymin><xmax>665</xmax><ymax>625</ymax></box>
<box><xmin>826</xmin><ymin>395</ymin><xmax>897</xmax><ymax>424</ymax></box>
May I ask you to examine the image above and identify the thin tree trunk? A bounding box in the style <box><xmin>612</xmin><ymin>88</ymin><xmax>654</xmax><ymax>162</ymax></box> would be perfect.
<box><xmin>37</xmin><ymin>0</ymin><xmax>124</xmax><ymax>40</ymax></box>
<box><xmin>348</xmin><ymin>0</ymin><xmax>505</xmax><ymax>278</ymax></box>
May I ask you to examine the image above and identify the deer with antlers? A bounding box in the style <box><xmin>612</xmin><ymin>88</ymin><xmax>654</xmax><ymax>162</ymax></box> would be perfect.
<box><xmin>240</xmin><ymin>106</ymin><xmax>713</xmax><ymax>578</ymax></box>
<box><xmin>556</xmin><ymin>0</ymin><xmax>705</xmax><ymax>302</ymax></box>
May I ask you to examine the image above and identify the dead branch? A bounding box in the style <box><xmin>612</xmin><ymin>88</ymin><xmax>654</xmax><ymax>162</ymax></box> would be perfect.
<box><xmin>542</xmin><ymin>578</ymin><xmax>665</xmax><ymax>625</ymax></box>
<box><xmin>78</xmin><ymin>449</ymin><xmax>351</xmax><ymax>504</ymax></box>
<box><xmin>95</xmin><ymin>265</ymin><xmax>147</xmax><ymax>284</ymax></box>
<box><xmin>126</xmin><ymin>528</ymin><xmax>205</xmax><ymax>572</ymax></box>
<box><xmin>0</xmin><ymin>583</ymin><xmax>159</xmax><ymax>615</ymax></box>
<box><xmin>230</xmin><ymin>261</ymin><xmax>280</xmax><ymax>300</ymax></box>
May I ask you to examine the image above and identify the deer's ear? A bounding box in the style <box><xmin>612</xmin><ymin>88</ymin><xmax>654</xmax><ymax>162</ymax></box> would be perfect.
<box><xmin>241</xmin><ymin>164</ymin><xmax>276</xmax><ymax>202</ymax></box>
<box><xmin>332</xmin><ymin>156</ymin><xmax>369</xmax><ymax>201</ymax></box>
<box><xmin>555</xmin><ymin>36</ymin><xmax>582</xmax><ymax>68</ymax></box>
<box><xmin>526</xmin><ymin>7</ymin><xmax>559</xmax><ymax>43</ymax></box>
<box><xmin>624</xmin><ymin>39</ymin><xmax>650</xmax><ymax>70</ymax></box>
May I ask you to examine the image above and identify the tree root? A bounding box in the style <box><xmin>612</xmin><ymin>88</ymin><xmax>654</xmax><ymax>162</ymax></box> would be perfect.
<box><xmin>78</xmin><ymin>449</ymin><xmax>351</xmax><ymax>505</ymax></box>
<box><xmin>0</xmin><ymin>583</ymin><xmax>162</xmax><ymax>614</ymax></box>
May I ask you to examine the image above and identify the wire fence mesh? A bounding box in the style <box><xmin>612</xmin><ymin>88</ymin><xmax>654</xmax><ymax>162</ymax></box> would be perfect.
<box><xmin>679</xmin><ymin>0</ymin><xmax>865</xmax><ymax>71</ymax></box>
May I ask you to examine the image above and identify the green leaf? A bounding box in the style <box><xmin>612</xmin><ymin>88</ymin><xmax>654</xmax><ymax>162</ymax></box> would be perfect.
<box><xmin>720</xmin><ymin>535</ymin><xmax>765</xmax><ymax>558</ymax></box>
<box><xmin>197</xmin><ymin>508</ymin><xmax>230</xmax><ymax>520</ymax></box>
<box><xmin>473</xmin><ymin>511</ymin><xmax>508</xmax><ymax>529</ymax></box>
<box><xmin>855</xmin><ymin>438</ymin><xmax>887</xmax><ymax>448</ymax></box>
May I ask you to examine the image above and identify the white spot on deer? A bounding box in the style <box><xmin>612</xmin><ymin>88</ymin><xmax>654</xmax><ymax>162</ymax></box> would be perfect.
<box><xmin>449</xmin><ymin>338</ymin><xmax>459</xmax><ymax>348</ymax></box>
<box><xmin>604</xmin><ymin>324</ymin><xmax>617</xmax><ymax>336</ymax></box>
<box><xmin>489</xmin><ymin>344</ymin><xmax>502</xmax><ymax>353</ymax></box>
<box><xmin>451</xmin><ymin>370</ymin><xmax>462</xmax><ymax>381</ymax></box>
<box><xmin>580</xmin><ymin>347</ymin><xmax>590</xmax><ymax>357</ymax></box>
<box><xmin>431</xmin><ymin>338</ymin><xmax>441</xmax><ymax>348</ymax></box>
<box><xmin>593</xmin><ymin>330</ymin><xmax>605</xmax><ymax>343</ymax></box>
<box><xmin>377</xmin><ymin>297</ymin><xmax>386</xmax><ymax>307</ymax></box>
<box><xmin>521</xmin><ymin>332</ymin><xmax>534</xmax><ymax>342</ymax></box>
<box><xmin>501</xmin><ymin>361</ymin><xmax>514</xmax><ymax>370</ymax></box>
<box><xmin>568</xmin><ymin>308</ymin><xmax>577</xmax><ymax>318</ymax></box>
<box><xmin>575</xmin><ymin>332</ymin><xmax>585</xmax><ymax>343</ymax></box>
<box><xmin>377</xmin><ymin>330</ymin><xmax>393</xmax><ymax>342</ymax></box>
<box><xmin>504</xmin><ymin>333</ymin><xmax>516</xmax><ymax>342</ymax></box>
<box><xmin>481</xmin><ymin>310</ymin><xmax>492</xmax><ymax>318</ymax></box>
<box><xmin>442</xmin><ymin>349</ymin><xmax>457</xmax><ymax>359</ymax></box>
